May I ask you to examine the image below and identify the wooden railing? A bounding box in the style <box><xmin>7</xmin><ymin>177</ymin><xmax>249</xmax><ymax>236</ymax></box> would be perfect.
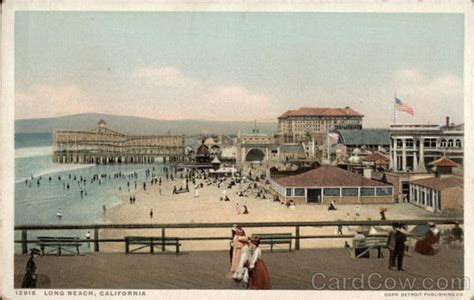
<box><xmin>14</xmin><ymin>218</ymin><xmax>462</xmax><ymax>254</ymax></box>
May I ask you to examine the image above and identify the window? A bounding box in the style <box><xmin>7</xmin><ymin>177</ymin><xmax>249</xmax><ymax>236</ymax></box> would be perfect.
<box><xmin>396</xmin><ymin>139</ymin><xmax>403</xmax><ymax>147</ymax></box>
<box><xmin>294</xmin><ymin>188</ymin><xmax>305</xmax><ymax>197</ymax></box>
<box><xmin>323</xmin><ymin>188</ymin><xmax>340</xmax><ymax>196</ymax></box>
<box><xmin>360</xmin><ymin>188</ymin><xmax>375</xmax><ymax>196</ymax></box>
<box><xmin>286</xmin><ymin>188</ymin><xmax>292</xmax><ymax>197</ymax></box>
<box><xmin>455</xmin><ymin>139</ymin><xmax>462</xmax><ymax>148</ymax></box>
<box><xmin>376</xmin><ymin>187</ymin><xmax>393</xmax><ymax>196</ymax></box>
<box><xmin>342</xmin><ymin>188</ymin><xmax>358</xmax><ymax>196</ymax></box>
<box><xmin>448</xmin><ymin>139</ymin><xmax>454</xmax><ymax>147</ymax></box>
<box><xmin>405</xmin><ymin>139</ymin><xmax>414</xmax><ymax>147</ymax></box>
<box><xmin>440</xmin><ymin>139</ymin><xmax>447</xmax><ymax>147</ymax></box>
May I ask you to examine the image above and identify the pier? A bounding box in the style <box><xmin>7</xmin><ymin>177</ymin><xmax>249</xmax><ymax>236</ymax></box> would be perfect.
<box><xmin>52</xmin><ymin>120</ymin><xmax>185</xmax><ymax>164</ymax></box>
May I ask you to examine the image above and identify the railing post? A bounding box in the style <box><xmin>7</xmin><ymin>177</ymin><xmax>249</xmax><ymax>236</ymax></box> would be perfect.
<box><xmin>21</xmin><ymin>229</ymin><xmax>28</xmax><ymax>254</ymax></box>
<box><xmin>94</xmin><ymin>228</ymin><xmax>99</xmax><ymax>252</ymax></box>
<box><xmin>295</xmin><ymin>226</ymin><xmax>300</xmax><ymax>250</ymax></box>
<box><xmin>161</xmin><ymin>228</ymin><xmax>165</xmax><ymax>252</ymax></box>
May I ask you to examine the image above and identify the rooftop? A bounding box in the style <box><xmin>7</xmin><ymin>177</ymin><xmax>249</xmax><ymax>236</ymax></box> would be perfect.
<box><xmin>411</xmin><ymin>176</ymin><xmax>463</xmax><ymax>191</ymax></box>
<box><xmin>279</xmin><ymin>107</ymin><xmax>363</xmax><ymax>118</ymax></box>
<box><xmin>429</xmin><ymin>157</ymin><xmax>459</xmax><ymax>168</ymax></box>
<box><xmin>275</xmin><ymin>165</ymin><xmax>390</xmax><ymax>187</ymax></box>
<box><xmin>279</xmin><ymin>143</ymin><xmax>305</xmax><ymax>154</ymax></box>
<box><xmin>363</xmin><ymin>151</ymin><xmax>390</xmax><ymax>163</ymax></box>
<box><xmin>336</xmin><ymin>129</ymin><xmax>390</xmax><ymax>146</ymax></box>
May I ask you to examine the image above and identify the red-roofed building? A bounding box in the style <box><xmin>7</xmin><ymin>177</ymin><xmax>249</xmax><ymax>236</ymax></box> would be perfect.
<box><xmin>409</xmin><ymin>176</ymin><xmax>463</xmax><ymax>212</ymax></box>
<box><xmin>270</xmin><ymin>165</ymin><xmax>393</xmax><ymax>204</ymax></box>
<box><xmin>277</xmin><ymin>106</ymin><xmax>363</xmax><ymax>143</ymax></box>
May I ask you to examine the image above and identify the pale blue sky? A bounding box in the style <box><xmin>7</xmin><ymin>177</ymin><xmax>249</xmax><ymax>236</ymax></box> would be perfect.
<box><xmin>15</xmin><ymin>12</ymin><xmax>464</xmax><ymax>127</ymax></box>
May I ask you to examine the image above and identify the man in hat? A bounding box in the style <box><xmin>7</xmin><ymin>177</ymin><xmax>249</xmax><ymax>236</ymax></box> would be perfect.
<box><xmin>387</xmin><ymin>222</ymin><xmax>398</xmax><ymax>270</ymax></box>
<box><xmin>21</xmin><ymin>248</ymin><xmax>41</xmax><ymax>288</ymax></box>
<box><xmin>392</xmin><ymin>223</ymin><xmax>407</xmax><ymax>271</ymax></box>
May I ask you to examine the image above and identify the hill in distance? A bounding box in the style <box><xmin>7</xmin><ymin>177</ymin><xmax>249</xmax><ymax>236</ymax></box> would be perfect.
<box><xmin>15</xmin><ymin>113</ymin><xmax>278</xmax><ymax>136</ymax></box>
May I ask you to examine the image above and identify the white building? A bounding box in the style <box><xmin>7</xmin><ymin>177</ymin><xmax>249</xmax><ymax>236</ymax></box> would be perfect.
<box><xmin>389</xmin><ymin>117</ymin><xmax>463</xmax><ymax>172</ymax></box>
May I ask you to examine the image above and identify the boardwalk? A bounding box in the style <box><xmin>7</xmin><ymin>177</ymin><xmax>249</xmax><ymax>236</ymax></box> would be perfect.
<box><xmin>15</xmin><ymin>246</ymin><xmax>463</xmax><ymax>290</ymax></box>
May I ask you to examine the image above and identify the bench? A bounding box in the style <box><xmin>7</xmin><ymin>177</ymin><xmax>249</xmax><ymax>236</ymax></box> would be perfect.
<box><xmin>251</xmin><ymin>233</ymin><xmax>292</xmax><ymax>252</ymax></box>
<box><xmin>124</xmin><ymin>236</ymin><xmax>181</xmax><ymax>254</ymax></box>
<box><xmin>37</xmin><ymin>236</ymin><xmax>82</xmax><ymax>256</ymax></box>
<box><xmin>346</xmin><ymin>236</ymin><xmax>410</xmax><ymax>259</ymax></box>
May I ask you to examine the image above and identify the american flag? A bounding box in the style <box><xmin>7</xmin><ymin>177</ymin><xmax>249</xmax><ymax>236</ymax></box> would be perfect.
<box><xmin>394</xmin><ymin>97</ymin><xmax>414</xmax><ymax>115</ymax></box>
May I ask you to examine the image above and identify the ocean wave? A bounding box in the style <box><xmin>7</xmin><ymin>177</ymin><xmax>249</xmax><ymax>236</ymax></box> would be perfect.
<box><xmin>15</xmin><ymin>146</ymin><xmax>53</xmax><ymax>159</ymax></box>
<box><xmin>15</xmin><ymin>164</ymin><xmax>95</xmax><ymax>183</ymax></box>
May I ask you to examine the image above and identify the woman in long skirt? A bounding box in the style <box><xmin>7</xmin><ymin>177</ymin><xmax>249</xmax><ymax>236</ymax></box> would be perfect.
<box><xmin>248</xmin><ymin>237</ymin><xmax>272</xmax><ymax>289</ymax></box>
<box><xmin>230</xmin><ymin>227</ymin><xmax>247</xmax><ymax>273</ymax></box>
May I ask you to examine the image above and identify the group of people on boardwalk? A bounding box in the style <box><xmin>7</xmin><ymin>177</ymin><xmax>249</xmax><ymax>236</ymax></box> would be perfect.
<box><xmin>229</xmin><ymin>225</ymin><xmax>271</xmax><ymax>289</ymax></box>
<box><xmin>350</xmin><ymin>220</ymin><xmax>463</xmax><ymax>273</ymax></box>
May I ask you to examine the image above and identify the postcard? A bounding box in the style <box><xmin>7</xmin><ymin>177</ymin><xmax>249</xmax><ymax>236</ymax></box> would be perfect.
<box><xmin>1</xmin><ymin>1</ymin><xmax>472</xmax><ymax>299</ymax></box>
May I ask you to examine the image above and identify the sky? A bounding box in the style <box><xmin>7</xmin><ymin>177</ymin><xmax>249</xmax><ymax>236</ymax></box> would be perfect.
<box><xmin>15</xmin><ymin>12</ymin><xmax>464</xmax><ymax>127</ymax></box>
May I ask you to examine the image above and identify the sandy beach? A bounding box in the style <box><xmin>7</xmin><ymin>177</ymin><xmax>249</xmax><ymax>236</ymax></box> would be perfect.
<box><xmin>99</xmin><ymin>172</ymin><xmax>451</xmax><ymax>252</ymax></box>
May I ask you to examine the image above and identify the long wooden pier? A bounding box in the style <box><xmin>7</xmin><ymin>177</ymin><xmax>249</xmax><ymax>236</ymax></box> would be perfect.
<box><xmin>52</xmin><ymin>120</ymin><xmax>185</xmax><ymax>164</ymax></box>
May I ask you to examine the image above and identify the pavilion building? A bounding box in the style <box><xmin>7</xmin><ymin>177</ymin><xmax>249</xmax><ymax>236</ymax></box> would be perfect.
<box><xmin>270</xmin><ymin>165</ymin><xmax>394</xmax><ymax>205</ymax></box>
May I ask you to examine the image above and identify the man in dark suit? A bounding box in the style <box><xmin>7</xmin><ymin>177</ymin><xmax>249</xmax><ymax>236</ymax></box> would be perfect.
<box><xmin>387</xmin><ymin>222</ymin><xmax>407</xmax><ymax>271</ymax></box>
<box><xmin>387</xmin><ymin>222</ymin><xmax>398</xmax><ymax>270</ymax></box>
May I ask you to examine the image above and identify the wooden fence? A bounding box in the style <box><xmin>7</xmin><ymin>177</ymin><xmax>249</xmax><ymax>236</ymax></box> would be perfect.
<box><xmin>14</xmin><ymin>218</ymin><xmax>462</xmax><ymax>254</ymax></box>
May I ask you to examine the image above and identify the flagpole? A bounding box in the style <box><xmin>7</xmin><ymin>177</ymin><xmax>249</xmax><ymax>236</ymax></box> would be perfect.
<box><xmin>393</xmin><ymin>92</ymin><xmax>396</xmax><ymax>125</ymax></box>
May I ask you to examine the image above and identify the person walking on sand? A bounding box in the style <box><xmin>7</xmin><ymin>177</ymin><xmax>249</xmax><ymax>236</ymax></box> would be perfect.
<box><xmin>56</xmin><ymin>209</ymin><xmax>62</xmax><ymax>221</ymax></box>
<box><xmin>355</xmin><ymin>205</ymin><xmax>360</xmax><ymax>218</ymax></box>
<box><xmin>150</xmin><ymin>208</ymin><xmax>154</xmax><ymax>219</ymax></box>
<box><xmin>86</xmin><ymin>231</ymin><xmax>91</xmax><ymax>248</ymax></box>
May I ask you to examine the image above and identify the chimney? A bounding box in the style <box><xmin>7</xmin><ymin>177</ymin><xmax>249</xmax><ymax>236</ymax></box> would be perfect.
<box><xmin>345</xmin><ymin>106</ymin><xmax>350</xmax><ymax>115</ymax></box>
<box><xmin>446</xmin><ymin>116</ymin><xmax>450</xmax><ymax>128</ymax></box>
<box><xmin>363</xmin><ymin>168</ymin><xmax>372</xmax><ymax>180</ymax></box>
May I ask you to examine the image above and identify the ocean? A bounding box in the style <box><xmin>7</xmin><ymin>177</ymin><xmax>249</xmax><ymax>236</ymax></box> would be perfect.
<box><xmin>14</xmin><ymin>132</ymin><xmax>179</xmax><ymax>253</ymax></box>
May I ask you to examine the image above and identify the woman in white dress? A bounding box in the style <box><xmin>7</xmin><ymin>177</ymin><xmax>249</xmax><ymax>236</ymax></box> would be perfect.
<box><xmin>248</xmin><ymin>237</ymin><xmax>272</xmax><ymax>289</ymax></box>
